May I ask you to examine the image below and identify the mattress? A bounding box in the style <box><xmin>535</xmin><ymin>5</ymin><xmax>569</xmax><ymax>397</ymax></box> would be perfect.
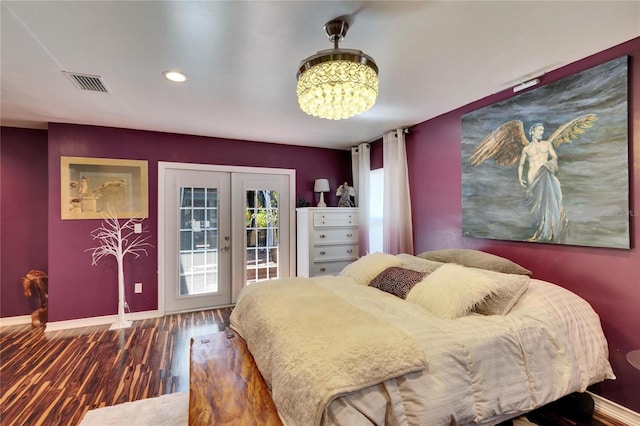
<box><xmin>231</xmin><ymin>273</ymin><xmax>614</xmax><ymax>426</ymax></box>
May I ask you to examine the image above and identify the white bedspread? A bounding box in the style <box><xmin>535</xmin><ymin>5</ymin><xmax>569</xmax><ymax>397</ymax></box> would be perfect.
<box><xmin>233</xmin><ymin>275</ymin><xmax>614</xmax><ymax>426</ymax></box>
<box><xmin>229</xmin><ymin>278</ymin><xmax>426</xmax><ymax>426</ymax></box>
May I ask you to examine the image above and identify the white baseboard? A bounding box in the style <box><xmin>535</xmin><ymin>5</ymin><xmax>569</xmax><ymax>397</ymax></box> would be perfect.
<box><xmin>588</xmin><ymin>391</ymin><xmax>640</xmax><ymax>425</ymax></box>
<box><xmin>0</xmin><ymin>315</ymin><xmax>32</xmax><ymax>328</ymax></box>
<box><xmin>45</xmin><ymin>310</ymin><xmax>161</xmax><ymax>332</ymax></box>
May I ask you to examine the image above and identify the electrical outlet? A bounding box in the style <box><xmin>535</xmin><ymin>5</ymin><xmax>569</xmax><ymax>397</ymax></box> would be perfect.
<box><xmin>134</xmin><ymin>282</ymin><xmax>143</xmax><ymax>293</ymax></box>
<box><xmin>134</xmin><ymin>223</ymin><xmax>142</xmax><ymax>233</ymax></box>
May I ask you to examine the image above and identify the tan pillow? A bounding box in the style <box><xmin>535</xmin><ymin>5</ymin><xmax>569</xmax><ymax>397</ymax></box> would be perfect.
<box><xmin>340</xmin><ymin>252</ymin><xmax>402</xmax><ymax>285</ymax></box>
<box><xmin>396</xmin><ymin>253</ymin><xmax>443</xmax><ymax>274</ymax></box>
<box><xmin>474</xmin><ymin>272</ymin><xmax>530</xmax><ymax>316</ymax></box>
<box><xmin>473</xmin><ymin>270</ymin><xmax>531</xmax><ymax>315</ymax></box>
<box><xmin>406</xmin><ymin>263</ymin><xmax>530</xmax><ymax>319</ymax></box>
<box><xmin>416</xmin><ymin>249</ymin><xmax>531</xmax><ymax>276</ymax></box>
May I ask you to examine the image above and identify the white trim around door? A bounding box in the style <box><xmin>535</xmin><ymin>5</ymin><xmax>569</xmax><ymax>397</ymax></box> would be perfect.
<box><xmin>158</xmin><ymin>162</ymin><xmax>296</xmax><ymax>316</ymax></box>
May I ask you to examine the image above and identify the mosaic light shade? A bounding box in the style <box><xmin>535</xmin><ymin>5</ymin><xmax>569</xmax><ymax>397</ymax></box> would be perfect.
<box><xmin>296</xmin><ymin>20</ymin><xmax>378</xmax><ymax>120</ymax></box>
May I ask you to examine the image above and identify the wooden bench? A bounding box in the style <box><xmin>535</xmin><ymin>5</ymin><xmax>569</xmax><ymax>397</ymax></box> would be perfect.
<box><xmin>189</xmin><ymin>330</ymin><xmax>283</xmax><ymax>426</ymax></box>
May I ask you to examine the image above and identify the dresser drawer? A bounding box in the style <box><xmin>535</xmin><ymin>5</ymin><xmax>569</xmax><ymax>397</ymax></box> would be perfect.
<box><xmin>313</xmin><ymin>229</ymin><xmax>358</xmax><ymax>245</ymax></box>
<box><xmin>313</xmin><ymin>211</ymin><xmax>358</xmax><ymax>227</ymax></box>
<box><xmin>309</xmin><ymin>260</ymin><xmax>353</xmax><ymax>276</ymax></box>
<box><xmin>297</xmin><ymin>207</ymin><xmax>359</xmax><ymax>278</ymax></box>
<box><xmin>312</xmin><ymin>244</ymin><xmax>358</xmax><ymax>262</ymax></box>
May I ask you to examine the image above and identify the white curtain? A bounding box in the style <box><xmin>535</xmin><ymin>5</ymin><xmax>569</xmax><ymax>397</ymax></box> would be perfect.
<box><xmin>351</xmin><ymin>143</ymin><xmax>370</xmax><ymax>256</ymax></box>
<box><xmin>383</xmin><ymin>129</ymin><xmax>414</xmax><ymax>255</ymax></box>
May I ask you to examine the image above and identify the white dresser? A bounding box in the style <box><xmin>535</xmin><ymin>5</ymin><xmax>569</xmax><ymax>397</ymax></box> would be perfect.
<box><xmin>296</xmin><ymin>207</ymin><xmax>359</xmax><ymax>277</ymax></box>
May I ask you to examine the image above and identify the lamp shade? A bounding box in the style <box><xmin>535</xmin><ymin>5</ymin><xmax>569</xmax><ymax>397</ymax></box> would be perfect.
<box><xmin>314</xmin><ymin>179</ymin><xmax>330</xmax><ymax>192</ymax></box>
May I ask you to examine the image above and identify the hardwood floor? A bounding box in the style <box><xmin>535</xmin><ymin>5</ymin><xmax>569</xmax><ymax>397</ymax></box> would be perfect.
<box><xmin>0</xmin><ymin>307</ymin><xmax>627</xmax><ymax>426</ymax></box>
<box><xmin>0</xmin><ymin>308</ymin><xmax>232</xmax><ymax>426</ymax></box>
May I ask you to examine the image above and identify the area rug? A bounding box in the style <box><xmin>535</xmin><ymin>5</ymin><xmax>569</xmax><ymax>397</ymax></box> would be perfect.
<box><xmin>79</xmin><ymin>390</ymin><xmax>537</xmax><ymax>425</ymax></box>
<box><xmin>79</xmin><ymin>392</ymin><xmax>188</xmax><ymax>426</ymax></box>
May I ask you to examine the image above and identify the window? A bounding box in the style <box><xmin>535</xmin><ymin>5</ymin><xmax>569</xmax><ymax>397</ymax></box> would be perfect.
<box><xmin>245</xmin><ymin>189</ymin><xmax>279</xmax><ymax>284</ymax></box>
<box><xmin>369</xmin><ymin>168</ymin><xmax>384</xmax><ymax>252</ymax></box>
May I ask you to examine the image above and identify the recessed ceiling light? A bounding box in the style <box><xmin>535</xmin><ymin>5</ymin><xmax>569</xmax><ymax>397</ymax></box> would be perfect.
<box><xmin>163</xmin><ymin>71</ymin><xmax>188</xmax><ymax>83</ymax></box>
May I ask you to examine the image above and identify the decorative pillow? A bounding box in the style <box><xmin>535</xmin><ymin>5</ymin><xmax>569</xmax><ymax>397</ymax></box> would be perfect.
<box><xmin>368</xmin><ymin>267</ymin><xmax>427</xmax><ymax>299</ymax></box>
<box><xmin>473</xmin><ymin>272</ymin><xmax>530</xmax><ymax>315</ymax></box>
<box><xmin>416</xmin><ymin>249</ymin><xmax>532</xmax><ymax>276</ymax></box>
<box><xmin>396</xmin><ymin>253</ymin><xmax>443</xmax><ymax>274</ymax></box>
<box><xmin>406</xmin><ymin>263</ymin><xmax>530</xmax><ymax>319</ymax></box>
<box><xmin>340</xmin><ymin>252</ymin><xmax>402</xmax><ymax>285</ymax></box>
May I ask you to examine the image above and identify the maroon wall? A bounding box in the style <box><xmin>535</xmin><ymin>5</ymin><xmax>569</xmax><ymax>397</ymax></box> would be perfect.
<box><xmin>0</xmin><ymin>123</ymin><xmax>340</xmax><ymax>321</ymax></box>
<box><xmin>1</xmin><ymin>128</ymin><xmax>49</xmax><ymax>317</ymax></box>
<box><xmin>406</xmin><ymin>38</ymin><xmax>640</xmax><ymax>412</ymax></box>
<box><xmin>2</xmin><ymin>38</ymin><xmax>638</xmax><ymax>413</ymax></box>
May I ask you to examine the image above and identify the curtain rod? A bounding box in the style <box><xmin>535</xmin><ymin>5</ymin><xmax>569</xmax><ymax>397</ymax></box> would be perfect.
<box><xmin>364</xmin><ymin>127</ymin><xmax>410</xmax><ymax>145</ymax></box>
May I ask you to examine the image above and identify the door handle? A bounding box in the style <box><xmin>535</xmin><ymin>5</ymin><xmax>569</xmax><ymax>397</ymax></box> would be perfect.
<box><xmin>220</xmin><ymin>236</ymin><xmax>230</xmax><ymax>251</ymax></box>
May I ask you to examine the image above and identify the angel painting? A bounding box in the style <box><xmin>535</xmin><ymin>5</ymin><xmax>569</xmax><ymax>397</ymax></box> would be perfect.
<box><xmin>469</xmin><ymin>114</ymin><xmax>597</xmax><ymax>243</ymax></box>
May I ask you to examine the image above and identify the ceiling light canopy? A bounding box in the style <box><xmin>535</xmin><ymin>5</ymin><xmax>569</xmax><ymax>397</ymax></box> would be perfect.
<box><xmin>296</xmin><ymin>19</ymin><xmax>378</xmax><ymax>120</ymax></box>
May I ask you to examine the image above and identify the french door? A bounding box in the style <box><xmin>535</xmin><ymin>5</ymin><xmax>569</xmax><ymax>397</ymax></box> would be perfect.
<box><xmin>159</xmin><ymin>163</ymin><xmax>294</xmax><ymax>314</ymax></box>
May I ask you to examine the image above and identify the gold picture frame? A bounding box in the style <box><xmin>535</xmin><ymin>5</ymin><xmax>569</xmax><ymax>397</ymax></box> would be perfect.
<box><xmin>61</xmin><ymin>156</ymin><xmax>149</xmax><ymax>220</ymax></box>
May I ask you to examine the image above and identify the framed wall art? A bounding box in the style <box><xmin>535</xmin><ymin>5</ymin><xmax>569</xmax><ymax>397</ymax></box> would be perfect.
<box><xmin>461</xmin><ymin>56</ymin><xmax>629</xmax><ymax>249</ymax></box>
<box><xmin>61</xmin><ymin>156</ymin><xmax>149</xmax><ymax>220</ymax></box>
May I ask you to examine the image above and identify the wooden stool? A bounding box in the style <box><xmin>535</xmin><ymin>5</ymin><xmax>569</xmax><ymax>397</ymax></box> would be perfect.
<box><xmin>189</xmin><ymin>330</ymin><xmax>282</xmax><ymax>425</ymax></box>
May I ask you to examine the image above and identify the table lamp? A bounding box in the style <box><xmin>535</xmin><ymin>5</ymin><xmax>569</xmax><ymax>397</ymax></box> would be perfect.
<box><xmin>314</xmin><ymin>179</ymin><xmax>330</xmax><ymax>207</ymax></box>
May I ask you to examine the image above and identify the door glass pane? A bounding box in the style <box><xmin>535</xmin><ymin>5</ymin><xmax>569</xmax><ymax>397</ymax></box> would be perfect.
<box><xmin>245</xmin><ymin>189</ymin><xmax>279</xmax><ymax>284</ymax></box>
<box><xmin>179</xmin><ymin>187</ymin><xmax>219</xmax><ymax>296</ymax></box>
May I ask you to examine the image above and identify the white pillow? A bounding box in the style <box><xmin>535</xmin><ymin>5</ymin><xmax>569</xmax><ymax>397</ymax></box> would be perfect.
<box><xmin>406</xmin><ymin>263</ymin><xmax>530</xmax><ymax>319</ymax></box>
<box><xmin>340</xmin><ymin>252</ymin><xmax>402</xmax><ymax>285</ymax></box>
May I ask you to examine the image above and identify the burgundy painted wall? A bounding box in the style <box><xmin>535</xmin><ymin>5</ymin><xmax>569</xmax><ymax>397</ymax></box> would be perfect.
<box><xmin>2</xmin><ymin>38</ymin><xmax>638</xmax><ymax>413</ymax></box>
<box><xmin>41</xmin><ymin>123</ymin><xmax>351</xmax><ymax>322</ymax></box>
<box><xmin>1</xmin><ymin>128</ymin><xmax>49</xmax><ymax>318</ymax></box>
<box><xmin>406</xmin><ymin>38</ymin><xmax>640</xmax><ymax>412</ymax></box>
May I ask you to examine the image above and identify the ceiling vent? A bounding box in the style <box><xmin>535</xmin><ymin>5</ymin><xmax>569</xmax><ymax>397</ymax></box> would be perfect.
<box><xmin>63</xmin><ymin>71</ymin><xmax>110</xmax><ymax>93</ymax></box>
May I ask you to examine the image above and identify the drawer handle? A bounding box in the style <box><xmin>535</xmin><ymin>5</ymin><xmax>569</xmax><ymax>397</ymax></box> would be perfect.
<box><xmin>320</xmin><ymin>251</ymin><xmax>326</xmax><ymax>255</ymax></box>
<box><xmin>319</xmin><ymin>234</ymin><xmax>326</xmax><ymax>239</ymax></box>
<box><xmin>346</xmin><ymin>233</ymin><xmax>353</xmax><ymax>237</ymax></box>
<box><xmin>347</xmin><ymin>249</ymin><xmax>353</xmax><ymax>253</ymax></box>
<box><xmin>319</xmin><ymin>267</ymin><xmax>326</xmax><ymax>272</ymax></box>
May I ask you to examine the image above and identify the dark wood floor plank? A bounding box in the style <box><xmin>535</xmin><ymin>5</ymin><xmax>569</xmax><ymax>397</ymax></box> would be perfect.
<box><xmin>1</xmin><ymin>306</ymin><xmax>624</xmax><ymax>426</ymax></box>
<box><xmin>1</xmin><ymin>309</ymin><xmax>231</xmax><ymax>426</ymax></box>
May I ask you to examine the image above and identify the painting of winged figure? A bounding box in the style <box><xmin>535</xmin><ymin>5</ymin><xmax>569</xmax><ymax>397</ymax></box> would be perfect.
<box><xmin>462</xmin><ymin>56</ymin><xmax>629</xmax><ymax>249</ymax></box>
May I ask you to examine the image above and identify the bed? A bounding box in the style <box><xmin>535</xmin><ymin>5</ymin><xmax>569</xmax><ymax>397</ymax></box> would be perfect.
<box><xmin>230</xmin><ymin>250</ymin><xmax>615</xmax><ymax>426</ymax></box>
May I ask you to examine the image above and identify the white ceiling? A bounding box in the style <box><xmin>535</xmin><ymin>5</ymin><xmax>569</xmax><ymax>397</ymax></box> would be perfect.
<box><xmin>1</xmin><ymin>1</ymin><xmax>639</xmax><ymax>150</ymax></box>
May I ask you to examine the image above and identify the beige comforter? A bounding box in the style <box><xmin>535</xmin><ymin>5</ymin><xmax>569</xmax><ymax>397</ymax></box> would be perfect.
<box><xmin>231</xmin><ymin>275</ymin><xmax>614</xmax><ymax>426</ymax></box>
<box><xmin>230</xmin><ymin>277</ymin><xmax>427</xmax><ymax>426</ymax></box>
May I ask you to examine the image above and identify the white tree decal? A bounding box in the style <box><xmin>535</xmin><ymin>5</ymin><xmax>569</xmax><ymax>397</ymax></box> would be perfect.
<box><xmin>86</xmin><ymin>207</ymin><xmax>153</xmax><ymax>330</ymax></box>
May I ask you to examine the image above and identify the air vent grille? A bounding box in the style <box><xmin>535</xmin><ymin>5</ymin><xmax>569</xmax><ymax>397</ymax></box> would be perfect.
<box><xmin>63</xmin><ymin>71</ymin><xmax>110</xmax><ymax>93</ymax></box>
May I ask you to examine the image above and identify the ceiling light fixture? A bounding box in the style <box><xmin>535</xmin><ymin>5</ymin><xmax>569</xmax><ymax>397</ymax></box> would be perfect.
<box><xmin>163</xmin><ymin>70</ymin><xmax>188</xmax><ymax>83</ymax></box>
<box><xmin>296</xmin><ymin>19</ymin><xmax>378</xmax><ymax>120</ymax></box>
